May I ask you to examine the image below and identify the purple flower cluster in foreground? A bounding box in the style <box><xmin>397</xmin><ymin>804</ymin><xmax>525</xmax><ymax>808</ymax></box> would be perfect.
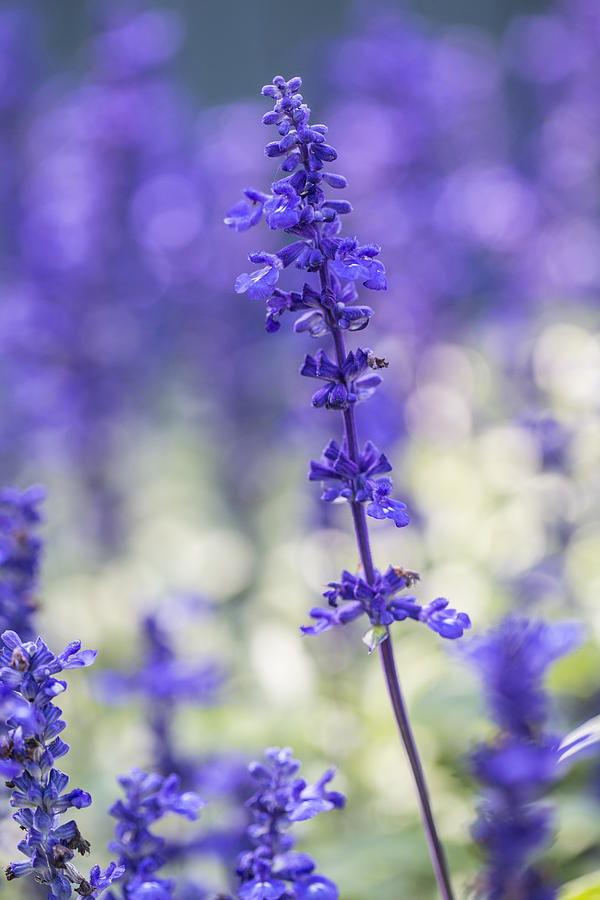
<box><xmin>0</xmin><ymin>630</ymin><xmax>123</xmax><ymax>898</ymax></box>
<box><xmin>465</xmin><ymin>618</ymin><xmax>582</xmax><ymax>899</ymax></box>
<box><xmin>231</xmin><ymin>748</ymin><xmax>344</xmax><ymax>900</ymax></box>
<box><xmin>0</xmin><ymin>597</ymin><xmax>340</xmax><ymax>900</ymax></box>
<box><xmin>106</xmin><ymin>769</ymin><xmax>203</xmax><ymax>900</ymax></box>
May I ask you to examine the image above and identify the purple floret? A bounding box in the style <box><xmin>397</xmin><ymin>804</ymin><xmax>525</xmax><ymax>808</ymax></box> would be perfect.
<box><xmin>302</xmin><ymin>567</ymin><xmax>469</xmax><ymax>647</ymax></box>
<box><xmin>331</xmin><ymin>238</ymin><xmax>387</xmax><ymax>290</ymax></box>
<box><xmin>308</xmin><ymin>439</ymin><xmax>410</xmax><ymax>529</ymax></box>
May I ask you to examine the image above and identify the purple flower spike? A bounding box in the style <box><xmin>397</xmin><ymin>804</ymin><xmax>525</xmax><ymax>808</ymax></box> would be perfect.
<box><xmin>230</xmin><ymin>74</ymin><xmax>387</xmax><ymax>328</ymax></box>
<box><xmin>108</xmin><ymin>768</ymin><xmax>203</xmax><ymax>899</ymax></box>
<box><xmin>464</xmin><ymin>617</ymin><xmax>582</xmax><ymax>737</ymax></box>
<box><xmin>236</xmin><ymin>747</ymin><xmax>343</xmax><ymax>900</ymax></box>
<box><xmin>464</xmin><ymin>618</ymin><xmax>582</xmax><ymax>897</ymax></box>
<box><xmin>0</xmin><ymin>630</ymin><xmax>120</xmax><ymax>897</ymax></box>
<box><xmin>229</xmin><ymin>75</ymin><xmax>468</xmax><ymax>899</ymax></box>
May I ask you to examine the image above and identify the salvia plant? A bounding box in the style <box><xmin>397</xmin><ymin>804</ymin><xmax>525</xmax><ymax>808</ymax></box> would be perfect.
<box><xmin>465</xmin><ymin>618</ymin><xmax>582</xmax><ymax>898</ymax></box>
<box><xmin>226</xmin><ymin>73</ymin><xmax>473</xmax><ymax>899</ymax></box>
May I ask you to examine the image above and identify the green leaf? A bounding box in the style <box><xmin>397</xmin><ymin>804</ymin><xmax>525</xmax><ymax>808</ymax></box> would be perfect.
<box><xmin>560</xmin><ymin>872</ymin><xmax>600</xmax><ymax>899</ymax></box>
<box><xmin>362</xmin><ymin>625</ymin><xmax>388</xmax><ymax>654</ymax></box>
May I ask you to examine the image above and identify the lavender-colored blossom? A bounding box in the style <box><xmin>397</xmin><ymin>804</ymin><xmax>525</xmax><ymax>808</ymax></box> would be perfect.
<box><xmin>235</xmin><ymin>254</ymin><xmax>282</xmax><ymax>300</ymax></box>
<box><xmin>267</xmin><ymin>281</ymin><xmax>373</xmax><ymax>337</ymax></box>
<box><xmin>302</xmin><ymin>567</ymin><xmax>470</xmax><ymax>651</ymax></box>
<box><xmin>309</xmin><ymin>440</ymin><xmax>407</xmax><ymax>527</ymax></box>
<box><xmin>300</xmin><ymin>348</ymin><xmax>382</xmax><ymax>410</ymax></box>
<box><xmin>106</xmin><ymin>768</ymin><xmax>203</xmax><ymax>900</ymax></box>
<box><xmin>330</xmin><ymin>238</ymin><xmax>387</xmax><ymax>290</ymax></box>
<box><xmin>0</xmin><ymin>629</ymin><xmax>123</xmax><ymax>898</ymax></box>
<box><xmin>232</xmin><ymin>748</ymin><xmax>343</xmax><ymax>900</ymax></box>
<box><xmin>364</xmin><ymin>478</ymin><xmax>409</xmax><ymax>528</ymax></box>
<box><xmin>0</xmin><ymin>485</ymin><xmax>44</xmax><ymax>641</ymax></box>
<box><xmin>225</xmin><ymin>190</ymin><xmax>270</xmax><ymax>232</ymax></box>
<box><xmin>464</xmin><ymin>618</ymin><xmax>582</xmax><ymax>898</ymax></box>
<box><xmin>309</xmin><ymin>439</ymin><xmax>388</xmax><ymax>496</ymax></box>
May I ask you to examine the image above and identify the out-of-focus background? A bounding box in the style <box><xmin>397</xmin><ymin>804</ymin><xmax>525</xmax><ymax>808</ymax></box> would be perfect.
<box><xmin>1</xmin><ymin>0</ymin><xmax>600</xmax><ymax>897</ymax></box>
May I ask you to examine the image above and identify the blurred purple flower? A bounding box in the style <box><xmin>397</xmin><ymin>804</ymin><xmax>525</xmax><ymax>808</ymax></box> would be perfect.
<box><xmin>0</xmin><ymin>485</ymin><xmax>44</xmax><ymax>641</ymax></box>
<box><xmin>107</xmin><ymin>768</ymin><xmax>203</xmax><ymax>900</ymax></box>
<box><xmin>464</xmin><ymin>618</ymin><xmax>582</xmax><ymax>898</ymax></box>
<box><xmin>235</xmin><ymin>748</ymin><xmax>343</xmax><ymax>900</ymax></box>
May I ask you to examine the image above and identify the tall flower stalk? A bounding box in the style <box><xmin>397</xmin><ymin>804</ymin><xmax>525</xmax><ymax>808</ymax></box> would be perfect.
<box><xmin>465</xmin><ymin>617</ymin><xmax>582</xmax><ymax>898</ymax></box>
<box><xmin>227</xmin><ymin>75</ymin><xmax>471</xmax><ymax>899</ymax></box>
